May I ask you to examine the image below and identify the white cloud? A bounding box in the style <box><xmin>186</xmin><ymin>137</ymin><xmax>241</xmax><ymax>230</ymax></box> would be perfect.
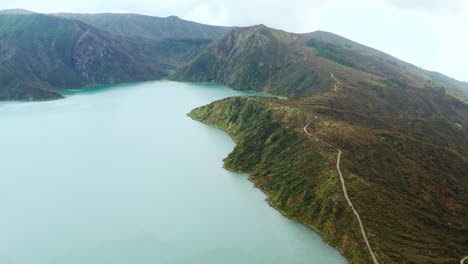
<box><xmin>378</xmin><ymin>0</ymin><xmax>465</xmax><ymax>15</ymax></box>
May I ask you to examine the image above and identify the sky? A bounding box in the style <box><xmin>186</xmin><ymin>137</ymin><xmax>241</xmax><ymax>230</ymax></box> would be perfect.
<box><xmin>1</xmin><ymin>0</ymin><xmax>467</xmax><ymax>82</ymax></box>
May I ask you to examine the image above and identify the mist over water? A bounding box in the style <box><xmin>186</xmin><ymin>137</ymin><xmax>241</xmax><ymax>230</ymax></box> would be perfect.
<box><xmin>0</xmin><ymin>82</ymin><xmax>347</xmax><ymax>264</ymax></box>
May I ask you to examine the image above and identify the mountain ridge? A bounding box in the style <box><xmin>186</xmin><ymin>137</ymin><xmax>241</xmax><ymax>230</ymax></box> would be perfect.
<box><xmin>0</xmin><ymin>9</ymin><xmax>35</xmax><ymax>14</ymax></box>
<box><xmin>303</xmin><ymin>30</ymin><xmax>468</xmax><ymax>94</ymax></box>
<box><xmin>172</xmin><ymin>24</ymin><xmax>468</xmax><ymax>103</ymax></box>
<box><xmin>53</xmin><ymin>12</ymin><xmax>233</xmax><ymax>40</ymax></box>
<box><xmin>0</xmin><ymin>11</ymin><xmax>234</xmax><ymax>99</ymax></box>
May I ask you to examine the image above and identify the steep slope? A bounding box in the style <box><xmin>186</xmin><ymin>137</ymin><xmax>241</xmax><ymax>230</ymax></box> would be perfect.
<box><xmin>174</xmin><ymin>26</ymin><xmax>468</xmax><ymax>103</ymax></box>
<box><xmin>172</xmin><ymin>25</ymin><xmax>329</xmax><ymax>96</ymax></box>
<box><xmin>174</xmin><ymin>25</ymin><xmax>468</xmax><ymax>150</ymax></box>
<box><xmin>189</xmin><ymin>96</ymin><xmax>467</xmax><ymax>264</ymax></box>
<box><xmin>179</xmin><ymin>25</ymin><xmax>468</xmax><ymax>263</ymax></box>
<box><xmin>54</xmin><ymin>13</ymin><xmax>232</xmax><ymax>40</ymax></box>
<box><xmin>53</xmin><ymin>13</ymin><xmax>235</xmax><ymax>74</ymax></box>
<box><xmin>305</xmin><ymin>30</ymin><xmax>468</xmax><ymax>101</ymax></box>
<box><xmin>0</xmin><ymin>13</ymin><xmax>164</xmax><ymax>100</ymax></box>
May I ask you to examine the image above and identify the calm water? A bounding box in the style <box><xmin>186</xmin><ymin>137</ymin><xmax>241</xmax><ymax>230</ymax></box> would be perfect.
<box><xmin>0</xmin><ymin>82</ymin><xmax>347</xmax><ymax>264</ymax></box>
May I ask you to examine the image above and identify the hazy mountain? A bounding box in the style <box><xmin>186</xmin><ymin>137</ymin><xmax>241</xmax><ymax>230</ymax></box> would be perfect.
<box><xmin>54</xmin><ymin>12</ymin><xmax>232</xmax><ymax>40</ymax></box>
<box><xmin>53</xmin><ymin>13</ymin><xmax>234</xmax><ymax>73</ymax></box>
<box><xmin>306</xmin><ymin>31</ymin><xmax>468</xmax><ymax>95</ymax></box>
<box><xmin>0</xmin><ymin>9</ymin><xmax>35</xmax><ymax>14</ymax></box>
<box><xmin>175</xmin><ymin>25</ymin><xmax>468</xmax><ymax>263</ymax></box>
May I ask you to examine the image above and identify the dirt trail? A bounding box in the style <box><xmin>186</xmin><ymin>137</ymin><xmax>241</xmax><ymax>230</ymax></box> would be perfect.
<box><xmin>304</xmin><ymin>120</ymin><xmax>379</xmax><ymax>264</ymax></box>
<box><xmin>330</xmin><ymin>72</ymin><xmax>340</xmax><ymax>92</ymax></box>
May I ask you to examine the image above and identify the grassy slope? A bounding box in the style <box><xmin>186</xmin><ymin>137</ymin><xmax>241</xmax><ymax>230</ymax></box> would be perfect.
<box><xmin>172</xmin><ymin>25</ymin><xmax>329</xmax><ymax>97</ymax></box>
<box><xmin>179</xmin><ymin>25</ymin><xmax>468</xmax><ymax>263</ymax></box>
<box><xmin>189</xmin><ymin>96</ymin><xmax>468</xmax><ymax>264</ymax></box>
<box><xmin>173</xmin><ymin>26</ymin><xmax>468</xmax><ymax>103</ymax></box>
<box><xmin>304</xmin><ymin>30</ymin><xmax>468</xmax><ymax>102</ymax></box>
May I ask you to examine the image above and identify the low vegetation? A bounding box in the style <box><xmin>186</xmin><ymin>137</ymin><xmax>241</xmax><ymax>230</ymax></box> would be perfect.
<box><xmin>189</xmin><ymin>96</ymin><xmax>467</xmax><ymax>263</ymax></box>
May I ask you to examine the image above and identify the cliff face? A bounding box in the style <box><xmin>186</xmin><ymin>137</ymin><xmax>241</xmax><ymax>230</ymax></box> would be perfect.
<box><xmin>172</xmin><ymin>25</ymin><xmax>324</xmax><ymax>97</ymax></box>
<box><xmin>189</xmin><ymin>96</ymin><xmax>467</xmax><ymax>264</ymax></box>
<box><xmin>0</xmin><ymin>13</ymin><xmax>164</xmax><ymax>100</ymax></box>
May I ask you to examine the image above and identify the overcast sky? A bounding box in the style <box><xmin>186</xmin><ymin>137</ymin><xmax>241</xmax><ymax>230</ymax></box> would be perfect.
<box><xmin>2</xmin><ymin>0</ymin><xmax>467</xmax><ymax>82</ymax></box>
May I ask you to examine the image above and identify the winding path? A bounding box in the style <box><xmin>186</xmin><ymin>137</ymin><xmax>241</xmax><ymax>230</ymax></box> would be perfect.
<box><xmin>304</xmin><ymin>120</ymin><xmax>380</xmax><ymax>264</ymax></box>
<box><xmin>461</xmin><ymin>256</ymin><xmax>468</xmax><ymax>264</ymax></box>
<box><xmin>330</xmin><ymin>72</ymin><xmax>340</xmax><ymax>92</ymax></box>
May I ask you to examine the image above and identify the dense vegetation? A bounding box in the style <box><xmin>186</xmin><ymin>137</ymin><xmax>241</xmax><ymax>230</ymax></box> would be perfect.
<box><xmin>189</xmin><ymin>96</ymin><xmax>467</xmax><ymax>264</ymax></box>
<box><xmin>1</xmin><ymin>9</ymin><xmax>467</xmax><ymax>263</ymax></box>
<box><xmin>177</xmin><ymin>25</ymin><xmax>468</xmax><ymax>263</ymax></box>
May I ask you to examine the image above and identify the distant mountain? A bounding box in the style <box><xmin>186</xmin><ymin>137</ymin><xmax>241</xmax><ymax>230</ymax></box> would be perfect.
<box><xmin>54</xmin><ymin>13</ymin><xmax>236</xmax><ymax>75</ymax></box>
<box><xmin>0</xmin><ymin>9</ymin><xmax>35</xmax><ymax>14</ymax></box>
<box><xmin>172</xmin><ymin>25</ymin><xmax>323</xmax><ymax>96</ymax></box>
<box><xmin>304</xmin><ymin>30</ymin><xmax>468</xmax><ymax>98</ymax></box>
<box><xmin>0</xmin><ymin>13</ymin><xmax>163</xmax><ymax>100</ymax></box>
<box><xmin>54</xmin><ymin>13</ymin><xmax>232</xmax><ymax>40</ymax></box>
<box><xmin>0</xmin><ymin>11</ymin><xmax>237</xmax><ymax>100</ymax></box>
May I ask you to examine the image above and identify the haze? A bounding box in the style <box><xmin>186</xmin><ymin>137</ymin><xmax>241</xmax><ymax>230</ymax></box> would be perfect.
<box><xmin>1</xmin><ymin>0</ymin><xmax>466</xmax><ymax>82</ymax></box>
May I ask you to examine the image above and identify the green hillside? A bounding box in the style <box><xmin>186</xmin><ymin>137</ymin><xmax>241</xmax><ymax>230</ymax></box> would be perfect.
<box><xmin>176</xmin><ymin>25</ymin><xmax>468</xmax><ymax>263</ymax></box>
<box><xmin>188</xmin><ymin>95</ymin><xmax>467</xmax><ymax>264</ymax></box>
<box><xmin>173</xmin><ymin>25</ymin><xmax>468</xmax><ymax>103</ymax></box>
<box><xmin>305</xmin><ymin>31</ymin><xmax>468</xmax><ymax>97</ymax></box>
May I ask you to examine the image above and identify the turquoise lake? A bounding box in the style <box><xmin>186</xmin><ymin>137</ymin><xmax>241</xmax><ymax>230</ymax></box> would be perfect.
<box><xmin>0</xmin><ymin>82</ymin><xmax>347</xmax><ymax>264</ymax></box>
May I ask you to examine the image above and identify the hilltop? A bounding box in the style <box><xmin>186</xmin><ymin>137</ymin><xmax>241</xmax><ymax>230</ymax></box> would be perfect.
<box><xmin>54</xmin><ymin>12</ymin><xmax>232</xmax><ymax>40</ymax></box>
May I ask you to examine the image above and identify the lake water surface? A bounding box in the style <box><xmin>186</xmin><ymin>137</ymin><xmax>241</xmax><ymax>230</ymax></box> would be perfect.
<box><xmin>0</xmin><ymin>82</ymin><xmax>347</xmax><ymax>264</ymax></box>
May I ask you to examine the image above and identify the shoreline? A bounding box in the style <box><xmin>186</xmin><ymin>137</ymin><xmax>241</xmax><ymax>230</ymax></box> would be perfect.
<box><xmin>187</xmin><ymin>111</ymin><xmax>350</xmax><ymax>264</ymax></box>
